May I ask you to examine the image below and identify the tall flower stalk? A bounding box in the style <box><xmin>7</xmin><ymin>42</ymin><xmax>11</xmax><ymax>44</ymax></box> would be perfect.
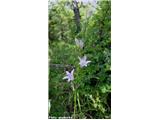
<box><xmin>62</xmin><ymin>38</ymin><xmax>91</xmax><ymax>118</ymax></box>
<box><xmin>63</xmin><ymin>70</ymin><xmax>77</xmax><ymax>118</ymax></box>
<box><xmin>73</xmin><ymin>86</ymin><xmax>76</xmax><ymax>118</ymax></box>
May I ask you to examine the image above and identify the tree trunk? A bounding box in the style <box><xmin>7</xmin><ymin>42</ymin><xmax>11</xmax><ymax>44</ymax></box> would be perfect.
<box><xmin>72</xmin><ymin>0</ymin><xmax>81</xmax><ymax>33</ymax></box>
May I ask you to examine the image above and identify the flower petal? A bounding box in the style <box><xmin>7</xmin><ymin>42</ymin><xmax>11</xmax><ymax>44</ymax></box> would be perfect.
<box><xmin>67</xmin><ymin>79</ymin><xmax>71</xmax><ymax>82</ymax></box>
<box><xmin>66</xmin><ymin>71</ymin><xmax>70</xmax><ymax>75</ymax></box>
<box><xmin>63</xmin><ymin>76</ymin><xmax>68</xmax><ymax>79</ymax></box>
<box><xmin>83</xmin><ymin>55</ymin><xmax>87</xmax><ymax>61</ymax></box>
<box><xmin>79</xmin><ymin>40</ymin><xmax>84</xmax><ymax>48</ymax></box>
<box><xmin>78</xmin><ymin>56</ymin><xmax>81</xmax><ymax>61</ymax></box>
<box><xmin>71</xmin><ymin>69</ymin><xmax>74</xmax><ymax>75</ymax></box>
<box><xmin>86</xmin><ymin>61</ymin><xmax>91</xmax><ymax>64</ymax></box>
<box><xmin>75</xmin><ymin>38</ymin><xmax>80</xmax><ymax>46</ymax></box>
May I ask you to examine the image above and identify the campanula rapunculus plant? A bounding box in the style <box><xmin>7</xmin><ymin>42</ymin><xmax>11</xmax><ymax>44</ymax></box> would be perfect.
<box><xmin>75</xmin><ymin>38</ymin><xmax>84</xmax><ymax>49</ymax></box>
<box><xmin>49</xmin><ymin>0</ymin><xmax>111</xmax><ymax>118</ymax></box>
<box><xmin>63</xmin><ymin>69</ymin><xmax>74</xmax><ymax>82</ymax></box>
<box><xmin>78</xmin><ymin>55</ymin><xmax>91</xmax><ymax>68</ymax></box>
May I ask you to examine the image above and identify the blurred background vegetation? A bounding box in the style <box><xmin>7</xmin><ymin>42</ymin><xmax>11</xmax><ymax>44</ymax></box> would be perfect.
<box><xmin>49</xmin><ymin>0</ymin><xmax>111</xmax><ymax>119</ymax></box>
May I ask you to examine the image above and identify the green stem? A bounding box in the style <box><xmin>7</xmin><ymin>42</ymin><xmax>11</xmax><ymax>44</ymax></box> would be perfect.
<box><xmin>71</xmin><ymin>82</ymin><xmax>76</xmax><ymax>118</ymax></box>
<box><xmin>77</xmin><ymin>92</ymin><xmax>81</xmax><ymax>113</ymax></box>
<box><xmin>74</xmin><ymin>90</ymin><xmax>76</xmax><ymax>118</ymax></box>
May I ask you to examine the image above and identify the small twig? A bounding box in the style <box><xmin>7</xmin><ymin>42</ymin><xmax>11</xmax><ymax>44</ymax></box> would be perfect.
<box><xmin>49</xmin><ymin>63</ymin><xmax>75</xmax><ymax>69</ymax></box>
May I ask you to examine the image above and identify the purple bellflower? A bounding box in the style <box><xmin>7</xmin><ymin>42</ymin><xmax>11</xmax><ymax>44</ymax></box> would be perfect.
<box><xmin>63</xmin><ymin>69</ymin><xmax>74</xmax><ymax>82</ymax></box>
<box><xmin>75</xmin><ymin>38</ymin><xmax>84</xmax><ymax>49</ymax></box>
<box><xmin>78</xmin><ymin>55</ymin><xmax>91</xmax><ymax>68</ymax></box>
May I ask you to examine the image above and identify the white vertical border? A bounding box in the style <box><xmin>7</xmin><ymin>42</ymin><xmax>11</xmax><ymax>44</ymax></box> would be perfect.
<box><xmin>0</xmin><ymin>0</ymin><xmax>48</xmax><ymax>120</ymax></box>
<box><xmin>112</xmin><ymin>0</ymin><xmax>160</xmax><ymax>120</ymax></box>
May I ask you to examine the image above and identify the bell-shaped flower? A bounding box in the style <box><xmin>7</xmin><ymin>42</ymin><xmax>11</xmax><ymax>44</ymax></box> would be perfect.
<box><xmin>75</xmin><ymin>38</ymin><xmax>84</xmax><ymax>49</ymax></box>
<box><xmin>63</xmin><ymin>69</ymin><xmax>74</xmax><ymax>82</ymax></box>
<box><xmin>78</xmin><ymin>55</ymin><xmax>91</xmax><ymax>68</ymax></box>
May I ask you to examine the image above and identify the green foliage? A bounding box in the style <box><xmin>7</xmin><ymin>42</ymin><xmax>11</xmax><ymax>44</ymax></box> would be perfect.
<box><xmin>49</xmin><ymin>0</ymin><xmax>111</xmax><ymax>119</ymax></box>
